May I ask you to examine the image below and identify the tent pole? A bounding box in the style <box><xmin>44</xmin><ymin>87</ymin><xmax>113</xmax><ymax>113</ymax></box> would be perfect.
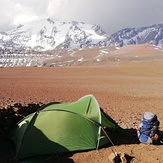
<box><xmin>96</xmin><ymin>127</ymin><xmax>101</xmax><ymax>151</ymax></box>
<box><xmin>100</xmin><ymin>126</ymin><xmax>118</xmax><ymax>156</ymax></box>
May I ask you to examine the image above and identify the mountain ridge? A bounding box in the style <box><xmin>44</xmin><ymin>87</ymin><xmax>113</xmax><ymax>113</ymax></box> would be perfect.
<box><xmin>0</xmin><ymin>18</ymin><xmax>106</xmax><ymax>53</ymax></box>
<box><xmin>1</xmin><ymin>18</ymin><xmax>163</xmax><ymax>53</ymax></box>
<box><xmin>0</xmin><ymin>19</ymin><xmax>163</xmax><ymax>67</ymax></box>
<box><xmin>106</xmin><ymin>23</ymin><xmax>163</xmax><ymax>47</ymax></box>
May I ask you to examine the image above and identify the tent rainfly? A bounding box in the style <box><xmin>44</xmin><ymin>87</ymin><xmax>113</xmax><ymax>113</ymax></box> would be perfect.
<box><xmin>10</xmin><ymin>94</ymin><xmax>122</xmax><ymax>161</ymax></box>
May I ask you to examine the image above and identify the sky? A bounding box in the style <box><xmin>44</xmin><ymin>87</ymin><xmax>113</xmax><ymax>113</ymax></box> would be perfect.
<box><xmin>0</xmin><ymin>0</ymin><xmax>163</xmax><ymax>34</ymax></box>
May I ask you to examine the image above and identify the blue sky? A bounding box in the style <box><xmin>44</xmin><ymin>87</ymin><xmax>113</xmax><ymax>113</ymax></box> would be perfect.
<box><xmin>0</xmin><ymin>0</ymin><xmax>163</xmax><ymax>34</ymax></box>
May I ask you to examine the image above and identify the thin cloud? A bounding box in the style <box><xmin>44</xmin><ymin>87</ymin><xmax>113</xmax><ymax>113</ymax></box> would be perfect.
<box><xmin>0</xmin><ymin>0</ymin><xmax>163</xmax><ymax>34</ymax></box>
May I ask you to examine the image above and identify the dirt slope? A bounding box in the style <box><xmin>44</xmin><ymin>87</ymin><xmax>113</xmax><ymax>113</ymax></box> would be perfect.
<box><xmin>0</xmin><ymin>45</ymin><xmax>163</xmax><ymax>162</ymax></box>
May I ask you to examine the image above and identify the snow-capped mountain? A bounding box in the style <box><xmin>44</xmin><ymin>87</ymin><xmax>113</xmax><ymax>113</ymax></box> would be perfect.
<box><xmin>0</xmin><ymin>18</ymin><xmax>107</xmax><ymax>53</ymax></box>
<box><xmin>1</xmin><ymin>19</ymin><xmax>163</xmax><ymax>53</ymax></box>
<box><xmin>106</xmin><ymin>24</ymin><xmax>163</xmax><ymax>47</ymax></box>
<box><xmin>0</xmin><ymin>18</ymin><xmax>163</xmax><ymax>68</ymax></box>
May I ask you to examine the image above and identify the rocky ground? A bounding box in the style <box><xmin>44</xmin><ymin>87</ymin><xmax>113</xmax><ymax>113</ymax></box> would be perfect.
<box><xmin>0</xmin><ymin>45</ymin><xmax>163</xmax><ymax>162</ymax></box>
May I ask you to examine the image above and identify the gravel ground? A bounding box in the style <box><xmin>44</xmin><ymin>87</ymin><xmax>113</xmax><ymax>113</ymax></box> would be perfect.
<box><xmin>0</xmin><ymin>59</ymin><xmax>163</xmax><ymax>162</ymax></box>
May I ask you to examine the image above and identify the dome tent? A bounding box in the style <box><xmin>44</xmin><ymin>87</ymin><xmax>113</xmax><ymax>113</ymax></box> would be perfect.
<box><xmin>10</xmin><ymin>94</ymin><xmax>122</xmax><ymax>161</ymax></box>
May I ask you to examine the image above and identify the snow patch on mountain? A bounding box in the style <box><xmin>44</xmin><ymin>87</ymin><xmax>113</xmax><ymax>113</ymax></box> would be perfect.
<box><xmin>107</xmin><ymin>24</ymin><xmax>163</xmax><ymax>47</ymax></box>
<box><xmin>1</xmin><ymin>19</ymin><xmax>163</xmax><ymax>67</ymax></box>
<box><xmin>0</xmin><ymin>19</ymin><xmax>107</xmax><ymax>53</ymax></box>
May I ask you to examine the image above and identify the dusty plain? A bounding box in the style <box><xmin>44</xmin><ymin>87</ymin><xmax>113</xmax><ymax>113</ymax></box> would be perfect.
<box><xmin>0</xmin><ymin>45</ymin><xmax>163</xmax><ymax>162</ymax></box>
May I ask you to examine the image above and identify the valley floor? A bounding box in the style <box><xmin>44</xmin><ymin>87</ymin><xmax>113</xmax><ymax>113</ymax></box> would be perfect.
<box><xmin>0</xmin><ymin>61</ymin><xmax>163</xmax><ymax>162</ymax></box>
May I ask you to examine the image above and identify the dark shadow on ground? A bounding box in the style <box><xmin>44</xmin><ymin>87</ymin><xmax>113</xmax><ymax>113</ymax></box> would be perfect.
<box><xmin>105</xmin><ymin>128</ymin><xmax>163</xmax><ymax>146</ymax></box>
<box><xmin>46</xmin><ymin>153</ymin><xmax>74</xmax><ymax>163</ymax></box>
<box><xmin>104</xmin><ymin>127</ymin><xmax>163</xmax><ymax>146</ymax></box>
<box><xmin>0</xmin><ymin>138</ymin><xmax>15</xmax><ymax>163</ymax></box>
<box><xmin>105</xmin><ymin>127</ymin><xmax>140</xmax><ymax>145</ymax></box>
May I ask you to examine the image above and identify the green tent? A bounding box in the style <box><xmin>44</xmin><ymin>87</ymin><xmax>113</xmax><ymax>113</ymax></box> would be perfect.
<box><xmin>10</xmin><ymin>94</ymin><xmax>122</xmax><ymax>161</ymax></box>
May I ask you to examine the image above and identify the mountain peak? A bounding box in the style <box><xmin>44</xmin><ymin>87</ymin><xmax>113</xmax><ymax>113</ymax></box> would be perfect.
<box><xmin>47</xmin><ymin>18</ymin><xmax>55</xmax><ymax>24</ymax></box>
<box><xmin>0</xmin><ymin>19</ymin><xmax>107</xmax><ymax>52</ymax></box>
<box><xmin>0</xmin><ymin>19</ymin><xmax>163</xmax><ymax>54</ymax></box>
<box><xmin>106</xmin><ymin>23</ymin><xmax>163</xmax><ymax>47</ymax></box>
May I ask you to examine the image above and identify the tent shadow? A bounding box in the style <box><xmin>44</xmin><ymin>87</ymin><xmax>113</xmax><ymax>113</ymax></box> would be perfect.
<box><xmin>104</xmin><ymin>128</ymin><xmax>163</xmax><ymax>146</ymax></box>
<box><xmin>0</xmin><ymin>137</ymin><xmax>14</xmax><ymax>163</ymax></box>
<box><xmin>47</xmin><ymin>153</ymin><xmax>74</xmax><ymax>163</ymax></box>
<box><xmin>104</xmin><ymin>127</ymin><xmax>140</xmax><ymax>146</ymax></box>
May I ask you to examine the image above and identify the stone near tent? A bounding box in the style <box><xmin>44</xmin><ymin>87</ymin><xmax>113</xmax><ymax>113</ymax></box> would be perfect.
<box><xmin>108</xmin><ymin>152</ymin><xmax>127</xmax><ymax>163</ymax></box>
